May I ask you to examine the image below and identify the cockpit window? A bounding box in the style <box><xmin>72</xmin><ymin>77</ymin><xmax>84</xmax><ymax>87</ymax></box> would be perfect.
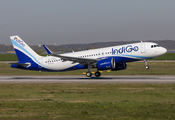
<box><xmin>151</xmin><ymin>44</ymin><xmax>160</xmax><ymax>48</ymax></box>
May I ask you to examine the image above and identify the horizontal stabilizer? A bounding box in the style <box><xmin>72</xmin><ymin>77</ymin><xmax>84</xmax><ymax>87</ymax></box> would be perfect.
<box><xmin>9</xmin><ymin>62</ymin><xmax>31</xmax><ymax>68</ymax></box>
<box><xmin>43</xmin><ymin>45</ymin><xmax>53</xmax><ymax>54</ymax></box>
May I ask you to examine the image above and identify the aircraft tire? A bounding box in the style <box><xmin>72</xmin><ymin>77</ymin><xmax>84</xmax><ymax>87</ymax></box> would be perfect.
<box><xmin>95</xmin><ymin>72</ymin><xmax>101</xmax><ymax>77</ymax></box>
<box><xmin>145</xmin><ymin>65</ymin><xmax>149</xmax><ymax>69</ymax></box>
<box><xmin>86</xmin><ymin>72</ymin><xmax>92</xmax><ymax>77</ymax></box>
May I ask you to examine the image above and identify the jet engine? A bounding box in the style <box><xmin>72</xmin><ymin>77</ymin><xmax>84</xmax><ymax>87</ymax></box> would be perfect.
<box><xmin>97</xmin><ymin>58</ymin><xmax>115</xmax><ymax>70</ymax></box>
<box><xmin>111</xmin><ymin>63</ymin><xmax>127</xmax><ymax>71</ymax></box>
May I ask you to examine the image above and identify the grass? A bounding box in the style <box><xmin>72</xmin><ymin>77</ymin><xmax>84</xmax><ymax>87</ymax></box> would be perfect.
<box><xmin>0</xmin><ymin>61</ymin><xmax>175</xmax><ymax>119</ymax></box>
<box><xmin>0</xmin><ymin>62</ymin><xmax>175</xmax><ymax>75</ymax></box>
<box><xmin>0</xmin><ymin>83</ymin><xmax>175</xmax><ymax>119</ymax></box>
<box><xmin>151</xmin><ymin>53</ymin><xmax>175</xmax><ymax>60</ymax></box>
<box><xmin>0</xmin><ymin>54</ymin><xmax>18</xmax><ymax>61</ymax></box>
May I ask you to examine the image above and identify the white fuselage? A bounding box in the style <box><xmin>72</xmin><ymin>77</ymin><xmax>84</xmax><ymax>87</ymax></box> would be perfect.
<box><xmin>37</xmin><ymin>42</ymin><xmax>167</xmax><ymax>71</ymax></box>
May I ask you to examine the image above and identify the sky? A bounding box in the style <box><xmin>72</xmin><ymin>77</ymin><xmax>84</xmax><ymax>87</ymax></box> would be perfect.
<box><xmin>1</xmin><ymin>0</ymin><xmax>175</xmax><ymax>45</ymax></box>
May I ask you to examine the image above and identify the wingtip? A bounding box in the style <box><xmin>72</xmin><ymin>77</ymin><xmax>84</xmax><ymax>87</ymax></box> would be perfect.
<box><xmin>43</xmin><ymin>45</ymin><xmax>53</xmax><ymax>54</ymax></box>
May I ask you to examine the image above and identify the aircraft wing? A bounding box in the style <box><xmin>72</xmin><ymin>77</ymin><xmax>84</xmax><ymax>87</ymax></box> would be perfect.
<box><xmin>43</xmin><ymin>45</ymin><xmax>105</xmax><ymax>65</ymax></box>
<box><xmin>51</xmin><ymin>54</ymin><xmax>99</xmax><ymax>65</ymax></box>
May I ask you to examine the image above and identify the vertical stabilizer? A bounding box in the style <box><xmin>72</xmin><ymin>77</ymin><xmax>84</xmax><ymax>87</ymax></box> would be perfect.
<box><xmin>10</xmin><ymin>35</ymin><xmax>40</xmax><ymax>62</ymax></box>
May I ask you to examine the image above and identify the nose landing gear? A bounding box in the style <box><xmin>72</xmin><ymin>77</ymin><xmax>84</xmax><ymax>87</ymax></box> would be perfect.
<box><xmin>144</xmin><ymin>60</ymin><xmax>149</xmax><ymax>69</ymax></box>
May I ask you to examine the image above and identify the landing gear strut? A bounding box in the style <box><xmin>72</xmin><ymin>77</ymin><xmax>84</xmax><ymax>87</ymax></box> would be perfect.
<box><xmin>144</xmin><ymin>60</ymin><xmax>149</xmax><ymax>69</ymax></box>
<box><xmin>86</xmin><ymin>65</ymin><xmax>92</xmax><ymax>77</ymax></box>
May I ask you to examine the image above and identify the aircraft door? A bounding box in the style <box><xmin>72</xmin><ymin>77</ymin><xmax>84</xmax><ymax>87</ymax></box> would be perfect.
<box><xmin>140</xmin><ymin>42</ymin><xmax>146</xmax><ymax>53</ymax></box>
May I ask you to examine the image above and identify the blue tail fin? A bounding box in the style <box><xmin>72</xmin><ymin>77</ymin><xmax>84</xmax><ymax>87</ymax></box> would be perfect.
<box><xmin>10</xmin><ymin>35</ymin><xmax>41</xmax><ymax>62</ymax></box>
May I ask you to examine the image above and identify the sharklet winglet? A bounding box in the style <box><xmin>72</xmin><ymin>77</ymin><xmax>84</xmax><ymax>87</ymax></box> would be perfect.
<box><xmin>43</xmin><ymin>45</ymin><xmax>53</xmax><ymax>54</ymax></box>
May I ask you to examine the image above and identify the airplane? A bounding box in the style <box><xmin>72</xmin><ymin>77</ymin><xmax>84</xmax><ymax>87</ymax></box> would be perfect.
<box><xmin>10</xmin><ymin>35</ymin><xmax>167</xmax><ymax>77</ymax></box>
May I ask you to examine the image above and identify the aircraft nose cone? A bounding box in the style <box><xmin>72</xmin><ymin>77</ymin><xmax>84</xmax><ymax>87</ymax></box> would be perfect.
<box><xmin>163</xmin><ymin>47</ymin><xmax>167</xmax><ymax>54</ymax></box>
<box><xmin>161</xmin><ymin>47</ymin><xmax>167</xmax><ymax>55</ymax></box>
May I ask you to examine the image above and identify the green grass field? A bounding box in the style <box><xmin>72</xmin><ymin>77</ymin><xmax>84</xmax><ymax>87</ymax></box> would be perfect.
<box><xmin>0</xmin><ymin>54</ymin><xmax>17</xmax><ymax>61</ymax></box>
<box><xmin>151</xmin><ymin>53</ymin><xmax>175</xmax><ymax>60</ymax></box>
<box><xmin>0</xmin><ymin>54</ymin><xmax>175</xmax><ymax>119</ymax></box>
<box><xmin>0</xmin><ymin>83</ymin><xmax>175</xmax><ymax>120</ymax></box>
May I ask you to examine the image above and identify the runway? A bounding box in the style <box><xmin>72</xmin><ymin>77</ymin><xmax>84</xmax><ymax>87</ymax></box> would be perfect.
<box><xmin>0</xmin><ymin>75</ymin><xmax>175</xmax><ymax>83</ymax></box>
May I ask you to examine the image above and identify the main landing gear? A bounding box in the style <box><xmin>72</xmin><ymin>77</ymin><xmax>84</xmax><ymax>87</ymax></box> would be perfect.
<box><xmin>86</xmin><ymin>71</ymin><xmax>101</xmax><ymax>77</ymax></box>
<box><xmin>144</xmin><ymin>60</ymin><xmax>149</xmax><ymax>69</ymax></box>
<box><xmin>86</xmin><ymin>65</ymin><xmax>101</xmax><ymax>77</ymax></box>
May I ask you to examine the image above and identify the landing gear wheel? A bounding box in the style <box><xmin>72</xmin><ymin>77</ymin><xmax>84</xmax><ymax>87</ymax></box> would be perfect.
<box><xmin>145</xmin><ymin>65</ymin><xmax>149</xmax><ymax>69</ymax></box>
<box><xmin>86</xmin><ymin>72</ymin><xmax>92</xmax><ymax>77</ymax></box>
<box><xmin>95</xmin><ymin>72</ymin><xmax>101</xmax><ymax>77</ymax></box>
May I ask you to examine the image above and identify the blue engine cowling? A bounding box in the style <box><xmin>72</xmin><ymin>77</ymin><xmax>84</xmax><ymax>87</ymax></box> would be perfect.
<box><xmin>111</xmin><ymin>63</ymin><xmax>127</xmax><ymax>71</ymax></box>
<box><xmin>97</xmin><ymin>58</ymin><xmax>115</xmax><ymax>70</ymax></box>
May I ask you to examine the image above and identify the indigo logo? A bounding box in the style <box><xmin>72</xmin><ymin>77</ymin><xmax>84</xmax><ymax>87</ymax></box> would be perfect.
<box><xmin>14</xmin><ymin>37</ymin><xmax>25</xmax><ymax>47</ymax></box>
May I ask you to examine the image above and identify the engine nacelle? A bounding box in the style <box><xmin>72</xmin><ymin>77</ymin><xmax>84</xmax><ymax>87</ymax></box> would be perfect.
<box><xmin>111</xmin><ymin>63</ymin><xmax>127</xmax><ymax>71</ymax></box>
<box><xmin>97</xmin><ymin>58</ymin><xmax>115</xmax><ymax>70</ymax></box>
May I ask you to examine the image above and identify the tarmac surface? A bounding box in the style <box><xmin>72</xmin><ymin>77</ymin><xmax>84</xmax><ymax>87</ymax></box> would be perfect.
<box><xmin>0</xmin><ymin>75</ymin><xmax>175</xmax><ymax>83</ymax></box>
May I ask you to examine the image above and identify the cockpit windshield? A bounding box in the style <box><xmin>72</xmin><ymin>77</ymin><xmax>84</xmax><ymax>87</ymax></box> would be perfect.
<box><xmin>151</xmin><ymin>45</ymin><xmax>160</xmax><ymax>48</ymax></box>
